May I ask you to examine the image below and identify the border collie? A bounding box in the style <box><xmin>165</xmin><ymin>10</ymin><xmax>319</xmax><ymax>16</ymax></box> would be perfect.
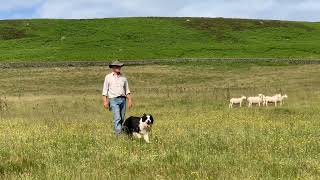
<box><xmin>122</xmin><ymin>114</ymin><xmax>154</xmax><ymax>143</ymax></box>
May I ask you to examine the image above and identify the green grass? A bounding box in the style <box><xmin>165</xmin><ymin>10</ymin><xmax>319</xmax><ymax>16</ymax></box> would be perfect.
<box><xmin>1</xmin><ymin>17</ymin><xmax>320</xmax><ymax>61</ymax></box>
<box><xmin>0</xmin><ymin>62</ymin><xmax>320</xmax><ymax>178</ymax></box>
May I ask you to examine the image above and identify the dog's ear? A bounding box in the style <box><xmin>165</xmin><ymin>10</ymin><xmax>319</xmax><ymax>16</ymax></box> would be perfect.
<box><xmin>141</xmin><ymin>114</ymin><xmax>147</xmax><ymax>121</ymax></box>
<box><xmin>150</xmin><ymin>115</ymin><xmax>154</xmax><ymax>124</ymax></box>
<box><xmin>143</xmin><ymin>113</ymin><xmax>146</xmax><ymax>117</ymax></box>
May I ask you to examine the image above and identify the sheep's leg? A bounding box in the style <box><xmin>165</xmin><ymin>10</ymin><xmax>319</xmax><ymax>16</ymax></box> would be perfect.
<box><xmin>240</xmin><ymin>102</ymin><xmax>242</xmax><ymax>107</ymax></box>
<box><xmin>275</xmin><ymin>101</ymin><xmax>277</xmax><ymax>107</ymax></box>
<box><xmin>229</xmin><ymin>103</ymin><xmax>232</xmax><ymax>108</ymax></box>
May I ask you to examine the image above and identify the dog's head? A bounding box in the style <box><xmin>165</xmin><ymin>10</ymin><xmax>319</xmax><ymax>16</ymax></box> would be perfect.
<box><xmin>141</xmin><ymin>113</ymin><xmax>154</xmax><ymax>128</ymax></box>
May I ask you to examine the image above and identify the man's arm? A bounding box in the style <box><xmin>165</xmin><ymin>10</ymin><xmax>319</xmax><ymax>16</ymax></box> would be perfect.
<box><xmin>102</xmin><ymin>95</ymin><xmax>109</xmax><ymax>109</ymax></box>
<box><xmin>102</xmin><ymin>76</ymin><xmax>109</xmax><ymax>109</ymax></box>
<box><xmin>125</xmin><ymin>79</ymin><xmax>132</xmax><ymax>109</ymax></box>
<box><xmin>127</xmin><ymin>94</ymin><xmax>132</xmax><ymax>109</ymax></box>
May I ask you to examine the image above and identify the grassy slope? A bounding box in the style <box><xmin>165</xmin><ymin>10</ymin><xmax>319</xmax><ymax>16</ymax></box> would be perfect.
<box><xmin>0</xmin><ymin>62</ymin><xmax>320</xmax><ymax>178</ymax></box>
<box><xmin>0</xmin><ymin>17</ymin><xmax>320</xmax><ymax>61</ymax></box>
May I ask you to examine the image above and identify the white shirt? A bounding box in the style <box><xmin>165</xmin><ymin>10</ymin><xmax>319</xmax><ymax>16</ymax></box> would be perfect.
<box><xmin>102</xmin><ymin>72</ymin><xmax>131</xmax><ymax>98</ymax></box>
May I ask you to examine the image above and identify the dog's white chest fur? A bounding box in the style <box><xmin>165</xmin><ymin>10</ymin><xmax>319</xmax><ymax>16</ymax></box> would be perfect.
<box><xmin>132</xmin><ymin>118</ymin><xmax>151</xmax><ymax>143</ymax></box>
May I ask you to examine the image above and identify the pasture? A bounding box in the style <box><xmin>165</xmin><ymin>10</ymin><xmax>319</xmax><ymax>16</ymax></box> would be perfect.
<box><xmin>0</xmin><ymin>61</ymin><xmax>320</xmax><ymax>179</ymax></box>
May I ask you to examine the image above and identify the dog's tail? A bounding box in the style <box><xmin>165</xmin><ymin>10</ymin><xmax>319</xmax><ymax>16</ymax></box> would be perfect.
<box><xmin>121</xmin><ymin>126</ymin><xmax>129</xmax><ymax>133</ymax></box>
<box><xmin>121</xmin><ymin>119</ymin><xmax>130</xmax><ymax>134</ymax></box>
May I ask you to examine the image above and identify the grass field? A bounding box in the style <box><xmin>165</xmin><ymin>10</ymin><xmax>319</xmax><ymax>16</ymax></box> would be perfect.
<box><xmin>1</xmin><ymin>17</ymin><xmax>320</xmax><ymax>61</ymax></box>
<box><xmin>0</xmin><ymin>62</ymin><xmax>319</xmax><ymax>179</ymax></box>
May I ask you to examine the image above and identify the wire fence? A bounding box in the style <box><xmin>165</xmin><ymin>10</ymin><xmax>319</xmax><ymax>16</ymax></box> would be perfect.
<box><xmin>1</xmin><ymin>58</ymin><xmax>320</xmax><ymax>68</ymax></box>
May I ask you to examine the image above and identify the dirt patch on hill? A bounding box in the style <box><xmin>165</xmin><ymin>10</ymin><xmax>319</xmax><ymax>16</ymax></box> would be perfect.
<box><xmin>181</xmin><ymin>17</ymin><xmax>314</xmax><ymax>42</ymax></box>
<box><xmin>0</xmin><ymin>27</ymin><xmax>27</xmax><ymax>40</ymax></box>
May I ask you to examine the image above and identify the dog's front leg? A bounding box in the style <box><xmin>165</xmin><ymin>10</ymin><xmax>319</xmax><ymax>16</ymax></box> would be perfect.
<box><xmin>133</xmin><ymin>132</ymin><xmax>142</xmax><ymax>139</ymax></box>
<box><xmin>143</xmin><ymin>133</ymin><xmax>150</xmax><ymax>143</ymax></box>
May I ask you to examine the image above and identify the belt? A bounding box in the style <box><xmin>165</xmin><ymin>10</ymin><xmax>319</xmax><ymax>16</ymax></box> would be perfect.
<box><xmin>117</xmin><ymin>96</ymin><xmax>126</xmax><ymax>98</ymax></box>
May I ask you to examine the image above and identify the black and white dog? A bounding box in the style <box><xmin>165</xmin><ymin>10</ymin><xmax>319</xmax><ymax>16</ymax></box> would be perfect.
<box><xmin>122</xmin><ymin>114</ymin><xmax>154</xmax><ymax>143</ymax></box>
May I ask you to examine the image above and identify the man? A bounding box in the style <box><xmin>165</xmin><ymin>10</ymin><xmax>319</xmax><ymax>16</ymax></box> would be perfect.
<box><xmin>102</xmin><ymin>61</ymin><xmax>132</xmax><ymax>135</ymax></box>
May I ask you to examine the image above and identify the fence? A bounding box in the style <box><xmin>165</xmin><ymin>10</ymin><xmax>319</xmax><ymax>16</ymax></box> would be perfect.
<box><xmin>1</xmin><ymin>58</ymin><xmax>320</xmax><ymax>68</ymax></box>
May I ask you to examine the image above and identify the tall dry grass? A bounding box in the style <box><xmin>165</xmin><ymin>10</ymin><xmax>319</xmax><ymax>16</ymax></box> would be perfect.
<box><xmin>0</xmin><ymin>62</ymin><xmax>319</xmax><ymax>179</ymax></box>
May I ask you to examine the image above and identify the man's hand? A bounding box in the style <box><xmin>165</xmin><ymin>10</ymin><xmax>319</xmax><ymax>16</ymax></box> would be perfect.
<box><xmin>102</xmin><ymin>96</ymin><xmax>109</xmax><ymax>109</ymax></box>
<box><xmin>103</xmin><ymin>100</ymin><xmax>109</xmax><ymax>109</ymax></box>
<box><xmin>128</xmin><ymin>99</ymin><xmax>133</xmax><ymax>109</ymax></box>
<box><xmin>127</xmin><ymin>95</ymin><xmax>133</xmax><ymax>109</ymax></box>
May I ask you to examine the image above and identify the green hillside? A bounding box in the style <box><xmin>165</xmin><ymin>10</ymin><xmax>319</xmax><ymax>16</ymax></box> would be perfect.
<box><xmin>1</xmin><ymin>17</ymin><xmax>320</xmax><ymax>61</ymax></box>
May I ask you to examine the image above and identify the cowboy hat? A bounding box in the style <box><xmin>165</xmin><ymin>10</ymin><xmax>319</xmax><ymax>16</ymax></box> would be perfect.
<box><xmin>109</xmin><ymin>61</ymin><xmax>124</xmax><ymax>68</ymax></box>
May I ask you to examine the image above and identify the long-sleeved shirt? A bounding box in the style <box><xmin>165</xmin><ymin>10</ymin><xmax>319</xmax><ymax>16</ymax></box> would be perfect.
<box><xmin>102</xmin><ymin>72</ymin><xmax>131</xmax><ymax>98</ymax></box>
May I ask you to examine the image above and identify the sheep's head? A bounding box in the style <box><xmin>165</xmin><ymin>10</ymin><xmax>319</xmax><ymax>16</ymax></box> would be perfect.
<box><xmin>241</xmin><ymin>96</ymin><xmax>247</xmax><ymax>99</ymax></box>
<box><xmin>258</xmin><ymin>94</ymin><xmax>264</xmax><ymax>97</ymax></box>
<box><xmin>283</xmin><ymin>94</ymin><xmax>288</xmax><ymax>98</ymax></box>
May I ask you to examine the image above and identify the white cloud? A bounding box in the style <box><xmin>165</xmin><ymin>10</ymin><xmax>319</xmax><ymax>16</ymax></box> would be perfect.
<box><xmin>1</xmin><ymin>0</ymin><xmax>320</xmax><ymax>21</ymax></box>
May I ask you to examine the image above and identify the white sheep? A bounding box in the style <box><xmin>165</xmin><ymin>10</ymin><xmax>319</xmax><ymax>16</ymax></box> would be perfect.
<box><xmin>247</xmin><ymin>94</ymin><xmax>264</xmax><ymax>107</ymax></box>
<box><xmin>229</xmin><ymin>96</ymin><xmax>246</xmax><ymax>108</ymax></box>
<box><xmin>263</xmin><ymin>94</ymin><xmax>282</xmax><ymax>107</ymax></box>
<box><xmin>277</xmin><ymin>94</ymin><xmax>288</xmax><ymax>106</ymax></box>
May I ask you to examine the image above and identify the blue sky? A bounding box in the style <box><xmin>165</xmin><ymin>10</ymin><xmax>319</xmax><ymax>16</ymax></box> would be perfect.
<box><xmin>0</xmin><ymin>0</ymin><xmax>320</xmax><ymax>21</ymax></box>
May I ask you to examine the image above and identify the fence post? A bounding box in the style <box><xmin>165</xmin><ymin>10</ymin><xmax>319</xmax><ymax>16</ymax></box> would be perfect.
<box><xmin>226</xmin><ymin>85</ymin><xmax>230</xmax><ymax>101</ymax></box>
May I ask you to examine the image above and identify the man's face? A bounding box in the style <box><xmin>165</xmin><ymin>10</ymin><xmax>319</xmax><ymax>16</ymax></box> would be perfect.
<box><xmin>112</xmin><ymin>66</ymin><xmax>121</xmax><ymax>73</ymax></box>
